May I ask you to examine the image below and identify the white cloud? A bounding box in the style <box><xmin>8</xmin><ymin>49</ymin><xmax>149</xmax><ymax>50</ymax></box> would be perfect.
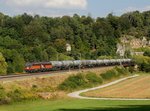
<box><xmin>141</xmin><ymin>6</ymin><xmax>150</xmax><ymax>12</ymax></box>
<box><xmin>120</xmin><ymin>5</ymin><xmax>150</xmax><ymax>13</ymax></box>
<box><xmin>123</xmin><ymin>7</ymin><xmax>138</xmax><ymax>12</ymax></box>
<box><xmin>6</xmin><ymin>0</ymin><xmax>87</xmax><ymax>9</ymax></box>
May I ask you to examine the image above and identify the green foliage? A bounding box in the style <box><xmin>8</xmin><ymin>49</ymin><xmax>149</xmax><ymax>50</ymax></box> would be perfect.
<box><xmin>100</xmin><ymin>67</ymin><xmax>129</xmax><ymax>80</ymax></box>
<box><xmin>0</xmin><ymin>52</ymin><xmax>7</xmax><ymax>75</ymax></box>
<box><xmin>58</xmin><ymin>53</ymin><xmax>74</xmax><ymax>61</ymax></box>
<box><xmin>0</xmin><ymin>49</ymin><xmax>25</xmax><ymax>73</ymax></box>
<box><xmin>59</xmin><ymin>73</ymin><xmax>87</xmax><ymax>91</ymax></box>
<box><xmin>115</xmin><ymin>66</ymin><xmax>129</xmax><ymax>75</ymax></box>
<box><xmin>98</xmin><ymin>56</ymin><xmax>113</xmax><ymax>59</ymax></box>
<box><xmin>100</xmin><ymin>69</ymin><xmax>118</xmax><ymax>80</ymax></box>
<box><xmin>7</xmin><ymin>88</ymin><xmax>36</xmax><ymax>102</ymax></box>
<box><xmin>0</xmin><ymin>85</ymin><xmax>9</xmax><ymax>104</ymax></box>
<box><xmin>0</xmin><ymin>11</ymin><xmax>150</xmax><ymax>74</ymax></box>
<box><xmin>59</xmin><ymin>67</ymin><xmax>130</xmax><ymax>91</ymax></box>
<box><xmin>133</xmin><ymin>55</ymin><xmax>150</xmax><ymax>72</ymax></box>
<box><xmin>134</xmin><ymin>47</ymin><xmax>150</xmax><ymax>52</ymax></box>
<box><xmin>144</xmin><ymin>49</ymin><xmax>150</xmax><ymax>57</ymax></box>
<box><xmin>85</xmin><ymin>72</ymin><xmax>103</xmax><ymax>84</ymax></box>
<box><xmin>46</xmin><ymin>46</ymin><xmax>58</xmax><ymax>60</ymax></box>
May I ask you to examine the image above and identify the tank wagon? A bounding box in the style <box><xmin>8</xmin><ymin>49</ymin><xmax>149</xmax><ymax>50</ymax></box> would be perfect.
<box><xmin>25</xmin><ymin>59</ymin><xmax>132</xmax><ymax>73</ymax></box>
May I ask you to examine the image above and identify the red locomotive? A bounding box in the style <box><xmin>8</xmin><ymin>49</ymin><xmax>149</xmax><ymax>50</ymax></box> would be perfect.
<box><xmin>25</xmin><ymin>62</ymin><xmax>52</xmax><ymax>73</ymax></box>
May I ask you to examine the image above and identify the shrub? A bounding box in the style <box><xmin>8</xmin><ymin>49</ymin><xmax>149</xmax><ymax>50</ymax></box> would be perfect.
<box><xmin>115</xmin><ymin>66</ymin><xmax>129</xmax><ymax>75</ymax></box>
<box><xmin>59</xmin><ymin>73</ymin><xmax>87</xmax><ymax>91</ymax></box>
<box><xmin>100</xmin><ymin>69</ymin><xmax>118</xmax><ymax>80</ymax></box>
<box><xmin>85</xmin><ymin>72</ymin><xmax>103</xmax><ymax>84</ymax></box>
<box><xmin>133</xmin><ymin>55</ymin><xmax>150</xmax><ymax>72</ymax></box>
<box><xmin>100</xmin><ymin>67</ymin><xmax>129</xmax><ymax>80</ymax></box>
<box><xmin>144</xmin><ymin>49</ymin><xmax>150</xmax><ymax>57</ymax></box>
<box><xmin>0</xmin><ymin>85</ymin><xmax>10</xmax><ymax>104</ymax></box>
<box><xmin>128</xmin><ymin>66</ymin><xmax>135</xmax><ymax>73</ymax></box>
<box><xmin>141</xmin><ymin>62</ymin><xmax>150</xmax><ymax>72</ymax></box>
<box><xmin>7</xmin><ymin>88</ymin><xmax>37</xmax><ymax>102</ymax></box>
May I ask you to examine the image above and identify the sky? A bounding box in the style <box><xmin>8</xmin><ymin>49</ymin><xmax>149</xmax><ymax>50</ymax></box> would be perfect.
<box><xmin>0</xmin><ymin>0</ymin><xmax>150</xmax><ymax>17</ymax></box>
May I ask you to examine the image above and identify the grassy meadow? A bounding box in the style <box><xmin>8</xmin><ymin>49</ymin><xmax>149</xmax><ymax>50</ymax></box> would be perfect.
<box><xmin>0</xmin><ymin>99</ymin><xmax>150</xmax><ymax>111</ymax></box>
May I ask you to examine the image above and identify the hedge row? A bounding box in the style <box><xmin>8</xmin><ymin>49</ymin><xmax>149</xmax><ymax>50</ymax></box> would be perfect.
<box><xmin>59</xmin><ymin>67</ymin><xmax>130</xmax><ymax>91</ymax></box>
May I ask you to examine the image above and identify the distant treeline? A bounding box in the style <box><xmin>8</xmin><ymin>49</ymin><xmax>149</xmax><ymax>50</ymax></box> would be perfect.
<box><xmin>0</xmin><ymin>11</ymin><xmax>150</xmax><ymax>74</ymax></box>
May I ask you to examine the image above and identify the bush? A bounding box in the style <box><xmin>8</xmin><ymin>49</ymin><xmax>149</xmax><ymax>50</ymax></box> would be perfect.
<box><xmin>133</xmin><ymin>55</ymin><xmax>150</xmax><ymax>72</ymax></box>
<box><xmin>100</xmin><ymin>69</ymin><xmax>118</xmax><ymax>80</ymax></box>
<box><xmin>141</xmin><ymin>62</ymin><xmax>150</xmax><ymax>72</ymax></box>
<box><xmin>144</xmin><ymin>49</ymin><xmax>150</xmax><ymax>57</ymax></box>
<box><xmin>115</xmin><ymin>66</ymin><xmax>129</xmax><ymax>75</ymax></box>
<box><xmin>59</xmin><ymin>73</ymin><xmax>87</xmax><ymax>91</ymax></box>
<box><xmin>128</xmin><ymin>66</ymin><xmax>135</xmax><ymax>73</ymax></box>
<box><xmin>7</xmin><ymin>88</ymin><xmax>37</xmax><ymax>102</ymax></box>
<box><xmin>100</xmin><ymin>67</ymin><xmax>129</xmax><ymax>80</ymax></box>
<box><xmin>0</xmin><ymin>85</ymin><xmax>10</xmax><ymax>104</ymax></box>
<box><xmin>59</xmin><ymin>72</ymin><xmax>104</xmax><ymax>91</ymax></box>
<box><xmin>0</xmin><ymin>52</ymin><xmax>7</xmax><ymax>75</ymax></box>
<box><xmin>85</xmin><ymin>72</ymin><xmax>103</xmax><ymax>84</ymax></box>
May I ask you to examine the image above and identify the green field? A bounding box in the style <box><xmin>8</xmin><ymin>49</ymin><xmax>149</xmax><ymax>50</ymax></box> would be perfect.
<box><xmin>0</xmin><ymin>99</ymin><xmax>150</xmax><ymax>111</ymax></box>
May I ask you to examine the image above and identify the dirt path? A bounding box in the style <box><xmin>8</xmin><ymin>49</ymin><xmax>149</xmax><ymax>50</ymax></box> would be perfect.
<box><xmin>68</xmin><ymin>75</ymin><xmax>150</xmax><ymax>100</ymax></box>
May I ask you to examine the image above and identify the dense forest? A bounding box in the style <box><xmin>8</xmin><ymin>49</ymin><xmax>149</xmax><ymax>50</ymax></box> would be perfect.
<box><xmin>0</xmin><ymin>11</ymin><xmax>150</xmax><ymax>74</ymax></box>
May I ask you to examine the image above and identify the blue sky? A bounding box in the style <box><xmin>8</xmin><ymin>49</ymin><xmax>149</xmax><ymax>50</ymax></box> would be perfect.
<box><xmin>0</xmin><ymin>0</ymin><xmax>150</xmax><ymax>17</ymax></box>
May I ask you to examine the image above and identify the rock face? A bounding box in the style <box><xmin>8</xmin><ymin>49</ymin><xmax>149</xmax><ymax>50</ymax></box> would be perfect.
<box><xmin>116</xmin><ymin>35</ymin><xmax>150</xmax><ymax>56</ymax></box>
<box><xmin>116</xmin><ymin>43</ymin><xmax>125</xmax><ymax>57</ymax></box>
<box><xmin>121</xmin><ymin>35</ymin><xmax>149</xmax><ymax>48</ymax></box>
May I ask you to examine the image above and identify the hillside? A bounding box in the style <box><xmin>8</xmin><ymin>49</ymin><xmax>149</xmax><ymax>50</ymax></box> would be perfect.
<box><xmin>0</xmin><ymin>11</ymin><xmax>150</xmax><ymax>74</ymax></box>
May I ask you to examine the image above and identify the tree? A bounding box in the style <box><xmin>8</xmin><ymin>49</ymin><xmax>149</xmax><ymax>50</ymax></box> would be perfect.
<box><xmin>133</xmin><ymin>55</ymin><xmax>150</xmax><ymax>72</ymax></box>
<box><xmin>54</xmin><ymin>39</ymin><xmax>66</xmax><ymax>53</ymax></box>
<box><xmin>0</xmin><ymin>53</ymin><xmax>7</xmax><ymax>75</ymax></box>
<box><xmin>21</xmin><ymin>13</ymin><xmax>33</xmax><ymax>25</ymax></box>
<box><xmin>1</xmin><ymin>49</ymin><xmax>25</xmax><ymax>73</ymax></box>
<box><xmin>22</xmin><ymin>20</ymin><xmax>49</xmax><ymax>46</ymax></box>
<box><xmin>46</xmin><ymin>46</ymin><xmax>58</xmax><ymax>60</ymax></box>
<box><xmin>144</xmin><ymin>49</ymin><xmax>150</xmax><ymax>57</ymax></box>
<box><xmin>58</xmin><ymin>53</ymin><xmax>74</xmax><ymax>61</ymax></box>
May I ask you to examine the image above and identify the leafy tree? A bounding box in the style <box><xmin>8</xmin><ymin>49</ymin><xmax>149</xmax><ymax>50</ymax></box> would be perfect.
<box><xmin>54</xmin><ymin>39</ymin><xmax>66</xmax><ymax>53</ymax></box>
<box><xmin>22</xmin><ymin>20</ymin><xmax>49</xmax><ymax>46</ymax></box>
<box><xmin>0</xmin><ymin>52</ymin><xmax>7</xmax><ymax>75</ymax></box>
<box><xmin>1</xmin><ymin>49</ymin><xmax>24</xmax><ymax>73</ymax></box>
<box><xmin>133</xmin><ymin>55</ymin><xmax>150</xmax><ymax>72</ymax></box>
<box><xmin>144</xmin><ymin>49</ymin><xmax>150</xmax><ymax>57</ymax></box>
<box><xmin>21</xmin><ymin>13</ymin><xmax>33</xmax><ymax>25</ymax></box>
<box><xmin>58</xmin><ymin>53</ymin><xmax>74</xmax><ymax>61</ymax></box>
<box><xmin>46</xmin><ymin>46</ymin><xmax>58</xmax><ymax>60</ymax></box>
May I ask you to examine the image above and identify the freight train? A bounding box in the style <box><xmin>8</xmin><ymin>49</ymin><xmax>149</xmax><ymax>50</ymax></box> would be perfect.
<box><xmin>25</xmin><ymin>59</ymin><xmax>132</xmax><ymax>73</ymax></box>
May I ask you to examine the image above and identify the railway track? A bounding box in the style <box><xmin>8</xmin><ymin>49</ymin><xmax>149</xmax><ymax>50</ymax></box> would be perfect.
<box><xmin>0</xmin><ymin>70</ymin><xmax>71</xmax><ymax>80</ymax></box>
<box><xmin>0</xmin><ymin>66</ymin><xmax>113</xmax><ymax>81</ymax></box>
